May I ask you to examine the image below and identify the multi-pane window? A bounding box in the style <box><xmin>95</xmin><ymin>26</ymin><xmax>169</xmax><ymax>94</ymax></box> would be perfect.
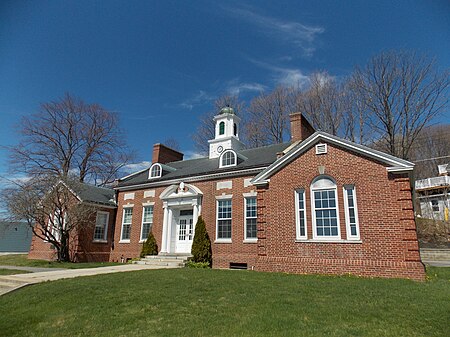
<box><xmin>431</xmin><ymin>199</ymin><xmax>439</xmax><ymax>212</ymax></box>
<box><xmin>311</xmin><ymin>177</ymin><xmax>340</xmax><ymax>239</ymax></box>
<box><xmin>344</xmin><ymin>186</ymin><xmax>359</xmax><ymax>239</ymax></box>
<box><xmin>217</xmin><ymin>199</ymin><xmax>232</xmax><ymax>239</ymax></box>
<box><xmin>150</xmin><ymin>164</ymin><xmax>161</xmax><ymax>178</ymax></box>
<box><xmin>140</xmin><ymin>206</ymin><xmax>153</xmax><ymax>241</ymax></box>
<box><xmin>219</xmin><ymin>121</ymin><xmax>225</xmax><ymax>135</ymax></box>
<box><xmin>94</xmin><ymin>211</ymin><xmax>109</xmax><ymax>241</ymax></box>
<box><xmin>245</xmin><ymin>197</ymin><xmax>257</xmax><ymax>240</ymax></box>
<box><xmin>221</xmin><ymin>151</ymin><xmax>236</xmax><ymax>167</ymax></box>
<box><xmin>121</xmin><ymin>208</ymin><xmax>133</xmax><ymax>241</ymax></box>
<box><xmin>295</xmin><ymin>189</ymin><xmax>307</xmax><ymax>239</ymax></box>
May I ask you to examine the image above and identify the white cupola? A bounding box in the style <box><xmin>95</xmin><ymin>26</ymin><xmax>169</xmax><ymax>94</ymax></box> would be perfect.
<box><xmin>208</xmin><ymin>106</ymin><xmax>244</xmax><ymax>159</ymax></box>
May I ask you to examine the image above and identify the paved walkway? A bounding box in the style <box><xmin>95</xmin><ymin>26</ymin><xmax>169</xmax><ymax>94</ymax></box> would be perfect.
<box><xmin>0</xmin><ymin>265</ymin><xmax>66</xmax><ymax>272</ymax></box>
<box><xmin>0</xmin><ymin>264</ymin><xmax>175</xmax><ymax>296</ymax></box>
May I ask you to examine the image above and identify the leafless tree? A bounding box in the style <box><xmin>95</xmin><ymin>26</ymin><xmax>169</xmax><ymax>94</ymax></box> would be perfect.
<box><xmin>350</xmin><ymin>50</ymin><xmax>449</xmax><ymax>159</ymax></box>
<box><xmin>192</xmin><ymin>95</ymin><xmax>245</xmax><ymax>155</ymax></box>
<box><xmin>409</xmin><ymin>124</ymin><xmax>450</xmax><ymax>179</ymax></box>
<box><xmin>2</xmin><ymin>176</ymin><xmax>97</xmax><ymax>261</ymax></box>
<box><xmin>343</xmin><ymin>77</ymin><xmax>373</xmax><ymax>144</ymax></box>
<box><xmin>8</xmin><ymin>93</ymin><xmax>134</xmax><ymax>185</ymax></box>
<box><xmin>163</xmin><ymin>138</ymin><xmax>181</xmax><ymax>151</ymax></box>
<box><xmin>295</xmin><ymin>71</ymin><xmax>345</xmax><ymax>136</ymax></box>
<box><xmin>245</xmin><ymin>86</ymin><xmax>295</xmax><ymax>147</ymax></box>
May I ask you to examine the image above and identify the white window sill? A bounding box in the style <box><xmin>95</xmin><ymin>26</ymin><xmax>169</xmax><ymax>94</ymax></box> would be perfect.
<box><xmin>139</xmin><ymin>239</ymin><xmax>146</xmax><ymax>243</ymax></box>
<box><xmin>92</xmin><ymin>240</ymin><xmax>108</xmax><ymax>244</ymax></box>
<box><xmin>243</xmin><ymin>239</ymin><xmax>257</xmax><ymax>243</ymax></box>
<box><xmin>214</xmin><ymin>239</ymin><xmax>232</xmax><ymax>244</ymax></box>
<box><xmin>295</xmin><ymin>239</ymin><xmax>362</xmax><ymax>244</ymax></box>
<box><xmin>119</xmin><ymin>240</ymin><xmax>131</xmax><ymax>244</ymax></box>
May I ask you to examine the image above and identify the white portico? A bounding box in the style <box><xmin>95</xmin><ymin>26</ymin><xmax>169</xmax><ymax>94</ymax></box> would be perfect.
<box><xmin>159</xmin><ymin>182</ymin><xmax>203</xmax><ymax>254</ymax></box>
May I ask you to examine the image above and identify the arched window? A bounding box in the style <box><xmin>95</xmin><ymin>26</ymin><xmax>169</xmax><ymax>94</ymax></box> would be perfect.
<box><xmin>220</xmin><ymin>150</ymin><xmax>236</xmax><ymax>168</ymax></box>
<box><xmin>149</xmin><ymin>164</ymin><xmax>162</xmax><ymax>178</ymax></box>
<box><xmin>311</xmin><ymin>176</ymin><xmax>340</xmax><ymax>239</ymax></box>
<box><xmin>219</xmin><ymin>121</ymin><xmax>225</xmax><ymax>135</ymax></box>
<box><xmin>233</xmin><ymin>123</ymin><xmax>237</xmax><ymax>136</ymax></box>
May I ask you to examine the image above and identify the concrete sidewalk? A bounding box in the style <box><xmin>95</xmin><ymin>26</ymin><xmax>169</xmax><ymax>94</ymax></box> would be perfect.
<box><xmin>0</xmin><ymin>265</ymin><xmax>66</xmax><ymax>273</ymax></box>
<box><xmin>0</xmin><ymin>264</ymin><xmax>175</xmax><ymax>296</ymax></box>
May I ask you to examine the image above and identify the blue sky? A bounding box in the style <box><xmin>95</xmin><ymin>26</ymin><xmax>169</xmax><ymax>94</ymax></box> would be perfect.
<box><xmin>0</xmin><ymin>0</ymin><xmax>449</xmax><ymax>176</ymax></box>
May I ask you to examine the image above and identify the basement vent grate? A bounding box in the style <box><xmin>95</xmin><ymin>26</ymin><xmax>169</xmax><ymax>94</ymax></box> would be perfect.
<box><xmin>230</xmin><ymin>262</ymin><xmax>248</xmax><ymax>270</ymax></box>
<box><xmin>315</xmin><ymin>143</ymin><xmax>327</xmax><ymax>155</ymax></box>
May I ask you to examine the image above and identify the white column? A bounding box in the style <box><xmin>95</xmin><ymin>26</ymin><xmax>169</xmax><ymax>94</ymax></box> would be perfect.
<box><xmin>161</xmin><ymin>205</ymin><xmax>168</xmax><ymax>253</ymax></box>
<box><xmin>167</xmin><ymin>208</ymin><xmax>173</xmax><ymax>254</ymax></box>
<box><xmin>193</xmin><ymin>202</ymin><xmax>199</xmax><ymax>227</ymax></box>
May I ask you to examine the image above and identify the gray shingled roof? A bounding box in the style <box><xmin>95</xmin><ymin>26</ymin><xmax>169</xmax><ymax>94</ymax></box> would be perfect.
<box><xmin>74</xmin><ymin>183</ymin><xmax>116</xmax><ymax>207</ymax></box>
<box><xmin>117</xmin><ymin>142</ymin><xmax>291</xmax><ymax>188</ymax></box>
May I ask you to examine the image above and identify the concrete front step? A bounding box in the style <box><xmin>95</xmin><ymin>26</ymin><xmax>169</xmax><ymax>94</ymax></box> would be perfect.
<box><xmin>133</xmin><ymin>254</ymin><xmax>191</xmax><ymax>268</ymax></box>
<box><xmin>134</xmin><ymin>261</ymin><xmax>184</xmax><ymax>267</ymax></box>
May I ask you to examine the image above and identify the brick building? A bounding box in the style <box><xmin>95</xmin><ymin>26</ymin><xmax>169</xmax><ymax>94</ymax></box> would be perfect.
<box><xmin>29</xmin><ymin>107</ymin><xmax>425</xmax><ymax>280</ymax></box>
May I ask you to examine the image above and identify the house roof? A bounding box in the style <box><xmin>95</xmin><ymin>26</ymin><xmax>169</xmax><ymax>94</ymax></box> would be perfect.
<box><xmin>69</xmin><ymin>183</ymin><xmax>116</xmax><ymax>207</ymax></box>
<box><xmin>116</xmin><ymin>142</ymin><xmax>291</xmax><ymax>189</ymax></box>
<box><xmin>251</xmin><ymin>131</ymin><xmax>415</xmax><ymax>185</ymax></box>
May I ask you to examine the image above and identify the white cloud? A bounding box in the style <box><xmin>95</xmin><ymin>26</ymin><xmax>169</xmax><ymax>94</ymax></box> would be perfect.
<box><xmin>183</xmin><ymin>150</ymin><xmax>205</xmax><ymax>160</ymax></box>
<box><xmin>122</xmin><ymin>161</ymin><xmax>152</xmax><ymax>173</ymax></box>
<box><xmin>226</xmin><ymin>79</ymin><xmax>266</xmax><ymax>95</ymax></box>
<box><xmin>248</xmin><ymin>58</ymin><xmax>310</xmax><ymax>88</ymax></box>
<box><xmin>179</xmin><ymin>90</ymin><xmax>216</xmax><ymax>110</ymax></box>
<box><xmin>225</xmin><ymin>7</ymin><xmax>324</xmax><ymax>57</ymax></box>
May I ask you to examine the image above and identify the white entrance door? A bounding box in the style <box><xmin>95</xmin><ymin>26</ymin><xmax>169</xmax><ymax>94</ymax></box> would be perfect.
<box><xmin>175</xmin><ymin>210</ymin><xmax>194</xmax><ymax>254</ymax></box>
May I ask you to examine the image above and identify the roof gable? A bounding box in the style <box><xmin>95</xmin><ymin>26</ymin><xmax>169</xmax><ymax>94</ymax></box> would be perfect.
<box><xmin>251</xmin><ymin>131</ymin><xmax>414</xmax><ymax>185</ymax></box>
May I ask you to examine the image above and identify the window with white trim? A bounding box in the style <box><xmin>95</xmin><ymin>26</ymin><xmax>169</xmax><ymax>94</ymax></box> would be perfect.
<box><xmin>245</xmin><ymin>197</ymin><xmax>257</xmax><ymax>240</ymax></box>
<box><xmin>93</xmin><ymin>211</ymin><xmax>109</xmax><ymax>241</ymax></box>
<box><xmin>295</xmin><ymin>189</ymin><xmax>307</xmax><ymax>239</ymax></box>
<box><xmin>121</xmin><ymin>208</ymin><xmax>133</xmax><ymax>241</ymax></box>
<box><xmin>431</xmin><ymin>199</ymin><xmax>439</xmax><ymax>212</ymax></box>
<box><xmin>220</xmin><ymin>150</ymin><xmax>236</xmax><ymax>168</ymax></box>
<box><xmin>48</xmin><ymin>210</ymin><xmax>64</xmax><ymax>242</ymax></box>
<box><xmin>343</xmin><ymin>185</ymin><xmax>360</xmax><ymax>239</ymax></box>
<box><xmin>217</xmin><ymin>199</ymin><xmax>232</xmax><ymax>240</ymax></box>
<box><xmin>140</xmin><ymin>206</ymin><xmax>153</xmax><ymax>241</ymax></box>
<box><xmin>149</xmin><ymin>164</ymin><xmax>162</xmax><ymax>178</ymax></box>
<box><xmin>311</xmin><ymin>177</ymin><xmax>340</xmax><ymax>239</ymax></box>
<box><xmin>219</xmin><ymin>121</ymin><xmax>225</xmax><ymax>135</ymax></box>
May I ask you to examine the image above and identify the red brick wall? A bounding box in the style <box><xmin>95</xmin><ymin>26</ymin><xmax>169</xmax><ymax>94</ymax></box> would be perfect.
<box><xmin>254</xmin><ymin>142</ymin><xmax>425</xmax><ymax>280</ymax></box>
<box><xmin>28</xmin><ymin>207</ymin><xmax>116</xmax><ymax>262</ymax></box>
<box><xmin>110</xmin><ymin>176</ymin><xmax>259</xmax><ymax>266</ymax></box>
<box><xmin>110</xmin><ymin>141</ymin><xmax>425</xmax><ymax>280</ymax></box>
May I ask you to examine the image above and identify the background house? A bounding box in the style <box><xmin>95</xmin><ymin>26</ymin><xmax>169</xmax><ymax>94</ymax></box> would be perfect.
<box><xmin>0</xmin><ymin>221</ymin><xmax>32</xmax><ymax>253</ymax></box>
<box><xmin>416</xmin><ymin>164</ymin><xmax>449</xmax><ymax>221</ymax></box>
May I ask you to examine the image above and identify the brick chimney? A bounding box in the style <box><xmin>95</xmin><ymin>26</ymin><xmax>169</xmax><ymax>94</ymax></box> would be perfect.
<box><xmin>152</xmin><ymin>143</ymin><xmax>184</xmax><ymax>164</ymax></box>
<box><xmin>289</xmin><ymin>112</ymin><xmax>315</xmax><ymax>142</ymax></box>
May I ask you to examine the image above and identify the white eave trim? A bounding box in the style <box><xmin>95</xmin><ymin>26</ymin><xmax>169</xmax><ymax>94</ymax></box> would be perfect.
<box><xmin>252</xmin><ymin>132</ymin><xmax>414</xmax><ymax>184</ymax></box>
<box><xmin>386</xmin><ymin>166</ymin><xmax>414</xmax><ymax>173</ymax></box>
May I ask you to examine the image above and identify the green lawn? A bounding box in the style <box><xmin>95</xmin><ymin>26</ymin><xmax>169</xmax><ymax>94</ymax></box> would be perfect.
<box><xmin>0</xmin><ymin>254</ymin><xmax>119</xmax><ymax>269</ymax></box>
<box><xmin>0</xmin><ymin>268</ymin><xmax>31</xmax><ymax>275</ymax></box>
<box><xmin>0</xmin><ymin>267</ymin><xmax>448</xmax><ymax>337</ymax></box>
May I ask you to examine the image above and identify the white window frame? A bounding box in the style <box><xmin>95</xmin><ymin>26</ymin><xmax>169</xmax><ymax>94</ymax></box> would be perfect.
<box><xmin>219</xmin><ymin>150</ymin><xmax>237</xmax><ymax>168</ymax></box>
<box><xmin>149</xmin><ymin>163</ymin><xmax>162</xmax><ymax>179</ymax></box>
<box><xmin>216</xmin><ymin>198</ymin><xmax>232</xmax><ymax>242</ymax></box>
<box><xmin>120</xmin><ymin>207</ymin><xmax>133</xmax><ymax>243</ymax></box>
<box><xmin>244</xmin><ymin>196</ymin><xmax>257</xmax><ymax>242</ymax></box>
<box><xmin>140</xmin><ymin>205</ymin><xmax>154</xmax><ymax>242</ymax></box>
<box><xmin>93</xmin><ymin>211</ymin><xmax>109</xmax><ymax>242</ymax></box>
<box><xmin>310</xmin><ymin>177</ymin><xmax>341</xmax><ymax>240</ymax></box>
<box><xmin>294</xmin><ymin>189</ymin><xmax>307</xmax><ymax>240</ymax></box>
<box><xmin>343</xmin><ymin>185</ymin><xmax>360</xmax><ymax>240</ymax></box>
